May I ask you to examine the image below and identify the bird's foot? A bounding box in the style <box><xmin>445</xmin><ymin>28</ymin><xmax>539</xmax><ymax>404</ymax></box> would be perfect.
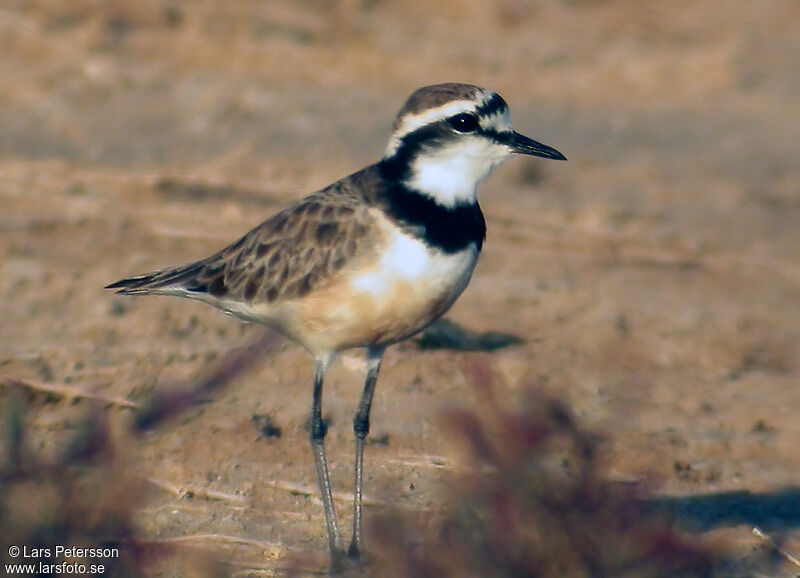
<box><xmin>347</xmin><ymin>541</ymin><xmax>362</xmax><ymax>561</ymax></box>
<box><xmin>328</xmin><ymin>544</ymin><xmax>370</xmax><ymax>575</ymax></box>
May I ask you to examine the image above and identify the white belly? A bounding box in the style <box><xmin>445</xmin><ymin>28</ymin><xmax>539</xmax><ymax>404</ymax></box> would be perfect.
<box><xmin>351</xmin><ymin>229</ymin><xmax>477</xmax><ymax>301</ymax></box>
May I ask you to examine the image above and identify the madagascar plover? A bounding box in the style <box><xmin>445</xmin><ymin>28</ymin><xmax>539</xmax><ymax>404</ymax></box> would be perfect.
<box><xmin>107</xmin><ymin>83</ymin><xmax>565</xmax><ymax>570</ymax></box>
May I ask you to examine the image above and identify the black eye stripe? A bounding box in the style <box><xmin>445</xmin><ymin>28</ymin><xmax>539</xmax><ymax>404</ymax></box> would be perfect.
<box><xmin>382</xmin><ymin>105</ymin><xmax>515</xmax><ymax>180</ymax></box>
<box><xmin>447</xmin><ymin>113</ymin><xmax>479</xmax><ymax>133</ymax></box>
<box><xmin>381</xmin><ymin>123</ymin><xmax>446</xmax><ymax>180</ymax></box>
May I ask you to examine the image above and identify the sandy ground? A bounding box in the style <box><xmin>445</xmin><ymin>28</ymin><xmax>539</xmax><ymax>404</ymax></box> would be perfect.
<box><xmin>1</xmin><ymin>0</ymin><xmax>799</xmax><ymax>575</ymax></box>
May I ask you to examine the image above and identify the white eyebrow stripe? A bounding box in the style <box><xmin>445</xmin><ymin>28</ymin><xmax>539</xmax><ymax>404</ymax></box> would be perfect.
<box><xmin>479</xmin><ymin>108</ymin><xmax>511</xmax><ymax>132</ymax></box>
<box><xmin>476</xmin><ymin>90</ymin><xmax>497</xmax><ymax>108</ymax></box>
<box><xmin>396</xmin><ymin>100</ymin><xmax>477</xmax><ymax>136</ymax></box>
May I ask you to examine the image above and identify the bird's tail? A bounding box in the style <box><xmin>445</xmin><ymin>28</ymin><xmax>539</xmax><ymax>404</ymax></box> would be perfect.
<box><xmin>105</xmin><ymin>261</ymin><xmax>208</xmax><ymax>295</ymax></box>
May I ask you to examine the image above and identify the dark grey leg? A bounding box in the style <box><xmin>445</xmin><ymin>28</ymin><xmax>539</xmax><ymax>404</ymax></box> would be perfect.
<box><xmin>348</xmin><ymin>346</ymin><xmax>385</xmax><ymax>559</ymax></box>
<box><xmin>310</xmin><ymin>355</ymin><xmax>345</xmax><ymax>563</ymax></box>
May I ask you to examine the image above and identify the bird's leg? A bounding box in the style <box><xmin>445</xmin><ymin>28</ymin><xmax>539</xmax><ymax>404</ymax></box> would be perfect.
<box><xmin>310</xmin><ymin>356</ymin><xmax>345</xmax><ymax>563</ymax></box>
<box><xmin>348</xmin><ymin>346</ymin><xmax>385</xmax><ymax>560</ymax></box>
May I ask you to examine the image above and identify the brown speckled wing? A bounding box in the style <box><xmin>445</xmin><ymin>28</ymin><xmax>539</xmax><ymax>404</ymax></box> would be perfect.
<box><xmin>209</xmin><ymin>197</ymin><xmax>373</xmax><ymax>303</ymax></box>
<box><xmin>106</xmin><ymin>166</ymin><xmax>385</xmax><ymax>303</ymax></box>
<box><xmin>157</xmin><ymin>169</ymin><xmax>381</xmax><ymax>305</ymax></box>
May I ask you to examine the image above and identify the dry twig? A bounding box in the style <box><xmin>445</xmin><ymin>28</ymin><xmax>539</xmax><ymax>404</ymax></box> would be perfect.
<box><xmin>263</xmin><ymin>479</ymin><xmax>387</xmax><ymax>507</ymax></box>
<box><xmin>752</xmin><ymin>527</ymin><xmax>800</xmax><ymax>569</ymax></box>
<box><xmin>0</xmin><ymin>375</ymin><xmax>140</xmax><ymax>408</ymax></box>
<box><xmin>147</xmin><ymin>477</ymin><xmax>247</xmax><ymax>503</ymax></box>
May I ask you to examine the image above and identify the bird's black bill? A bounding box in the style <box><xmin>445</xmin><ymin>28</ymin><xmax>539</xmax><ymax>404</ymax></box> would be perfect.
<box><xmin>507</xmin><ymin>131</ymin><xmax>566</xmax><ymax>161</ymax></box>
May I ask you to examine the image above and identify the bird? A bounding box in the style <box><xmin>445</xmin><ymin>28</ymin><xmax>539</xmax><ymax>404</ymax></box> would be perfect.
<box><xmin>106</xmin><ymin>82</ymin><xmax>566</xmax><ymax>571</ymax></box>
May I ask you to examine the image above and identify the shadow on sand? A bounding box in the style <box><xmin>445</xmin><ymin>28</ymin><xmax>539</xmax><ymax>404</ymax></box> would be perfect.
<box><xmin>646</xmin><ymin>487</ymin><xmax>800</xmax><ymax>532</ymax></box>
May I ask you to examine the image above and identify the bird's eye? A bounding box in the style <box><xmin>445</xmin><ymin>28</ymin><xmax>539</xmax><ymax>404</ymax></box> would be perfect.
<box><xmin>447</xmin><ymin>113</ymin><xmax>479</xmax><ymax>133</ymax></box>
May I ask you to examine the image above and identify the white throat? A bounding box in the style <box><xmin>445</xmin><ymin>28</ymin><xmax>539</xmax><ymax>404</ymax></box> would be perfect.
<box><xmin>402</xmin><ymin>139</ymin><xmax>512</xmax><ymax>208</ymax></box>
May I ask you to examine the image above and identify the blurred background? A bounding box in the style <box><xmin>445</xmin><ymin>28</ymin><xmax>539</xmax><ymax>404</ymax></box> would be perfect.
<box><xmin>1</xmin><ymin>0</ymin><xmax>799</xmax><ymax>575</ymax></box>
